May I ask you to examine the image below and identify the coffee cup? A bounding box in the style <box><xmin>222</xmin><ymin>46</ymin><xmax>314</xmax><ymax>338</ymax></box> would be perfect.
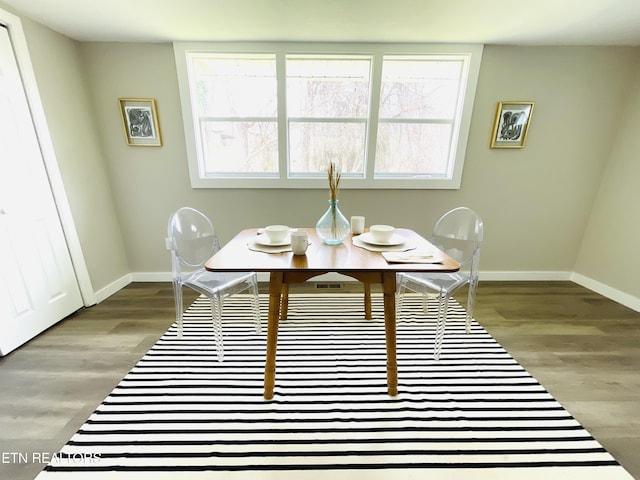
<box><xmin>291</xmin><ymin>230</ymin><xmax>309</xmax><ymax>255</ymax></box>
<box><xmin>351</xmin><ymin>216</ymin><xmax>365</xmax><ymax>235</ymax></box>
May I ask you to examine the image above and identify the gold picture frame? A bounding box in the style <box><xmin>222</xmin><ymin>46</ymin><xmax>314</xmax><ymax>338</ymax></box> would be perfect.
<box><xmin>490</xmin><ymin>101</ymin><xmax>534</xmax><ymax>149</ymax></box>
<box><xmin>118</xmin><ymin>98</ymin><xmax>162</xmax><ymax>146</ymax></box>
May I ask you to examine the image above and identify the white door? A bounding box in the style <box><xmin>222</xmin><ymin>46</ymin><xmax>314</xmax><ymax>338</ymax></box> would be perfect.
<box><xmin>0</xmin><ymin>25</ymin><xmax>83</xmax><ymax>355</ymax></box>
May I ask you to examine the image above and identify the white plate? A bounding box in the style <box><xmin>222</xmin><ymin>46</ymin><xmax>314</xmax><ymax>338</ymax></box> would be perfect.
<box><xmin>358</xmin><ymin>232</ymin><xmax>405</xmax><ymax>246</ymax></box>
<box><xmin>255</xmin><ymin>234</ymin><xmax>291</xmax><ymax>247</ymax></box>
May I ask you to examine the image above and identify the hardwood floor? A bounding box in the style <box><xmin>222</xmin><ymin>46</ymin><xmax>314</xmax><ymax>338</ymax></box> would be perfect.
<box><xmin>0</xmin><ymin>281</ymin><xmax>638</xmax><ymax>479</ymax></box>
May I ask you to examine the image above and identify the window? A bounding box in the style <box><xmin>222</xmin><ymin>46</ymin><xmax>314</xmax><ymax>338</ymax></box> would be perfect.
<box><xmin>189</xmin><ymin>54</ymin><xmax>278</xmax><ymax>176</ymax></box>
<box><xmin>175</xmin><ymin>43</ymin><xmax>483</xmax><ymax>189</ymax></box>
<box><xmin>287</xmin><ymin>55</ymin><xmax>371</xmax><ymax>178</ymax></box>
<box><xmin>377</xmin><ymin>56</ymin><xmax>464</xmax><ymax>179</ymax></box>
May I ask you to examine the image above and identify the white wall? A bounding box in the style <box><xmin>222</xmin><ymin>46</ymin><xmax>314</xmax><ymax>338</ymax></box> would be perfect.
<box><xmin>78</xmin><ymin>43</ymin><xmax>639</xmax><ymax>291</ymax></box>
<box><xmin>574</xmin><ymin>53</ymin><xmax>640</xmax><ymax>307</ymax></box>
<box><xmin>457</xmin><ymin>46</ymin><xmax>635</xmax><ymax>276</ymax></box>
<box><xmin>17</xmin><ymin>15</ymin><xmax>130</xmax><ymax>297</ymax></box>
<box><xmin>4</xmin><ymin>3</ymin><xmax>640</xmax><ymax>308</ymax></box>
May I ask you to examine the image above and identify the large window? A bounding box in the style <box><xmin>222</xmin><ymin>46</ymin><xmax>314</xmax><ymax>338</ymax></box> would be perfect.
<box><xmin>287</xmin><ymin>55</ymin><xmax>371</xmax><ymax>178</ymax></box>
<box><xmin>191</xmin><ymin>54</ymin><xmax>278</xmax><ymax>176</ymax></box>
<box><xmin>175</xmin><ymin>43</ymin><xmax>483</xmax><ymax>189</ymax></box>
<box><xmin>377</xmin><ymin>56</ymin><xmax>464</xmax><ymax>179</ymax></box>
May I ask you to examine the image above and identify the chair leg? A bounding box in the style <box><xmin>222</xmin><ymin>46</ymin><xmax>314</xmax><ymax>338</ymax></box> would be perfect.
<box><xmin>250</xmin><ymin>277</ymin><xmax>262</xmax><ymax>334</ymax></box>
<box><xmin>396</xmin><ymin>276</ymin><xmax>407</xmax><ymax>317</ymax></box>
<box><xmin>465</xmin><ymin>277</ymin><xmax>479</xmax><ymax>334</ymax></box>
<box><xmin>172</xmin><ymin>281</ymin><xmax>184</xmax><ymax>338</ymax></box>
<box><xmin>433</xmin><ymin>291</ymin><xmax>449</xmax><ymax>361</ymax></box>
<box><xmin>210</xmin><ymin>295</ymin><xmax>224</xmax><ymax>363</ymax></box>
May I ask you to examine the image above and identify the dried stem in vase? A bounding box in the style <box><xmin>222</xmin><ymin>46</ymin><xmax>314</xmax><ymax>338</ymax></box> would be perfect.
<box><xmin>327</xmin><ymin>161</ymin><xmax>341</xmax><ymax>201</ymax></box>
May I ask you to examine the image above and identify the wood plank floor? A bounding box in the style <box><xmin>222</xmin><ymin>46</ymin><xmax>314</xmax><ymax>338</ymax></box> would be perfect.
<box><xmin>0</xmin><ymin>281</ymin><xmax>638</xmax><ymax>480</ymax></box>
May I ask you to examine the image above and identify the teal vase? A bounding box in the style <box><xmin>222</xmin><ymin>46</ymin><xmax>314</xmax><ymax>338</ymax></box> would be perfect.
<box><xmin>316</xmin><ymin>199</ymin><xmax>350</xmax><ymax>245</ymax></box>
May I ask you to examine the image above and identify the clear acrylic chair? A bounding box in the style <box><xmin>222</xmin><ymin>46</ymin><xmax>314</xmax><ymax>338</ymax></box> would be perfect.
<box><xmin>167</xmin><ymin>207</ymin><xmax>261</xmax><ymax>362</ymax></box>
<box><xmin>396</xmin><ymin>207</ymin><xmax>484</xmax><ymax>360</ymax></box>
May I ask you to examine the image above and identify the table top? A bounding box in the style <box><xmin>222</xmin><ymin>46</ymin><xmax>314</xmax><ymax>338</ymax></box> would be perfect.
<box><xmin>205</xmin><ymin>228</ymin><xmax>460</xmax><ymax>273</ymax></box>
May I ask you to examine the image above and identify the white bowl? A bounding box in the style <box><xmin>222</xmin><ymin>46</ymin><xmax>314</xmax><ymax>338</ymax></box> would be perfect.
<box><xmin>264</xmin><ymin>225</ymin><xmax>290</xmax><ymax>242</ymax></box>
<box><xmin>369</xmin><ymin>224</ymin><xmax>395</xmax><ymax>243</ymax></box>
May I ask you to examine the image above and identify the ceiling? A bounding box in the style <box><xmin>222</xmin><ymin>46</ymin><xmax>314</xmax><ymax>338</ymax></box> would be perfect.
<box><xmin>3</xmin><ymin>0</ymin><xmax>640</xmax><ymax>45</ymax></box>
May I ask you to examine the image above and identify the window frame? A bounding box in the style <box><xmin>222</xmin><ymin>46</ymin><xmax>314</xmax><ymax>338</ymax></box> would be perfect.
<box><xmin>174</xmin><ymin>42</ymin><xmax>483</xmax><ymax>190</ymax></box>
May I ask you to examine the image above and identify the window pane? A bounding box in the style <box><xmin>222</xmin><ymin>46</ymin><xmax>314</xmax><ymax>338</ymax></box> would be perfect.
<box><xmin>200</xmin><ymin>121</ymin><xmax>278</xmax><ymax>174</ymax></box>
<box><xmin>289</xmin><ymin>121</ymin><xmax>366</xmax><ymax>176</ymax></box>
<box><xmin>287</xmin><ymin>56</ymin><xmax>371</xmax><ymax>118</ymax></box>
<box><xmin>375</xmin><ymin>122</ymin><xmax>452</xmax><ymax>176</ymax></box>
<box><xmin>191</xmin><ymin>54</ymin><xmax>277</xmax><ymax>117</ymax></box>
<box><xmin>375</xmin><ymin>56</ymin><xmax>464</xmax><ymax>178</ymax></box>
<box><xmin>286</xmin><ymin>56</ymin><xmax>371</xmax><ymax>175</ymax></box>
<box><xmin>379</xmin><ymin>58</ymin><xmax>463</xmax><ymax>119</ymax></box>
<box><xmin>187</xmin><ymin>53</ymin><xmax>279</xmax><ymax>177</ymax></box>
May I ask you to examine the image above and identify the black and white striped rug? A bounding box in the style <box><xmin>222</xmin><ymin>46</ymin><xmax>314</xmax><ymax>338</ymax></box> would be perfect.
<box><xmin>37</xmin><ymin>294</ymin><xmax>633</xmax><ymax>479</ymax></box>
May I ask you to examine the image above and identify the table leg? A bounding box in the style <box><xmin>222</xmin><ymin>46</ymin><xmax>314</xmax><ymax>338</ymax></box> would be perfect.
<box><xmin>382</xmin><ymin>271</ymin><xmax>398</xmax><ymax>396</ymax></box>
<box><xmin>281</xmin><ymin>284</ymin><xmax>289</xmax><ymax>320</ymax></box>
<box><xmin>264</xmin><ymin>271</ymin><xmax>283</xmax><ymax>400</ymax></box>
<box><xmin>364</xmin><ymin>282</ymin><xmax>372</xmax><ymax>319</ymax></box>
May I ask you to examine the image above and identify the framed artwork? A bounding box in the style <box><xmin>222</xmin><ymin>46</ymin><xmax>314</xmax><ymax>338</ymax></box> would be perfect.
<box><xmin>118</xmin><ymin>98</ymin><xmax>162</xmax><ymax>146</ymax></box>
<box><xmin>490</xmin><ymin>101</ymin><xmax>534</xmax><ymax>149</ymax></box>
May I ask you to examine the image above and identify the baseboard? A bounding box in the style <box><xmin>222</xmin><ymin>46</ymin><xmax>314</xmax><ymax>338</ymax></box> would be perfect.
<box><xmin>94</xmin><ymin>273</ymin><xmax>132</xmax><ymax>304</ymax></box>
<box><xmin>256</xmin><ymin>272</ymin><xmax>353</xmax><ymax>283</ymax></box>
<box><xmin>133</xmin><ymin>272</ymin><xmax>173</xmax><ymax>282</ymax></box>
<box><xmin>479</xmin><ymin>271</ymin><xmax>573</xmax><ymax>281</ymax></box>
<box><xmin>131</xmin><ymin>271</ymin><xmax>576</xmax><ymax>283</ymax></box>
<box><xmin>571</xmin><ymin>273</ymin><xmax>640</xmax><ymax>313</ymax></box>
<box><xmin>124</xmin><ymin>270</ymin><xmax>639</xmax><ymax>314</ymax></box>
<box><xmin>131</xmin><ymin>272</ymin><xmax>365</xmax><ymax>283</ymax></box>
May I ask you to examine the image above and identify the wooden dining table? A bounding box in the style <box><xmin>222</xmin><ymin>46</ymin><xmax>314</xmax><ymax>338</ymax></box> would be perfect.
<box><xmin>205</xmin><ymin>227</ymin><xmax>460</xmax><ymax>400</ymax></box>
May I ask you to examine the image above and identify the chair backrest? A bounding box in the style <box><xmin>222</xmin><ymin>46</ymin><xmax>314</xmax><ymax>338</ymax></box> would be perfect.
<box><xmin>167</xmin><ymin>208</ymin><xmax>220</xmax><ymax>274</ymax></box>
<box><xmin>430</xmin><ymin>207</ymin><xmax>484</xmax><ymax>270</ymax></box>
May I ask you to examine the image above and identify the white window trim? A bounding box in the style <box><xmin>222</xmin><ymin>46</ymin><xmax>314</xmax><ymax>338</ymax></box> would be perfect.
<box><xmin>174</xmin><ymin>42</ymin><xmax>484</xmax><ymax>190</ymax></box>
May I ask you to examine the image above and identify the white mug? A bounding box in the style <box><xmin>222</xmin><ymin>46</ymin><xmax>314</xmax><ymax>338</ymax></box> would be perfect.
<box><xmin>291</xmin><ymin>230</ymin><xmax>309</xmax><ymax>255</ymax></box>
<box><xmin>351</xmin><ymin>216</ymin><xmax>365</xmax><ymax>235</ymax></box>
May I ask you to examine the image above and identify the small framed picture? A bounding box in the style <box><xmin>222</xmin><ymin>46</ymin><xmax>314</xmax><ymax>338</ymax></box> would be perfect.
<box><xmin>118</xmin><ymin>98</ymin><xmax>162</xmax><ymax>146</ymax></box>
<box><xmin>490</xmin><ymin>101</ymin><xmax>534</xmax><ymax>149</ymax></box>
